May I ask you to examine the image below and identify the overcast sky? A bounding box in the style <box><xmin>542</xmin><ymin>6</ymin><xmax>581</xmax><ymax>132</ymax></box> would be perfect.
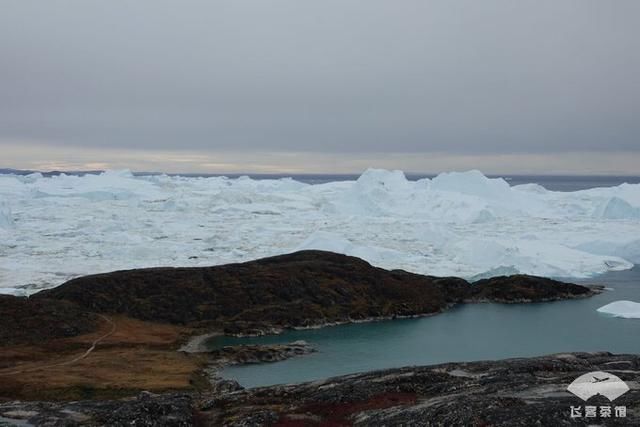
<box><xmin>1</xmin><ymin>1</ymin><xmax>639</xmax><ymax>174</ymax></box>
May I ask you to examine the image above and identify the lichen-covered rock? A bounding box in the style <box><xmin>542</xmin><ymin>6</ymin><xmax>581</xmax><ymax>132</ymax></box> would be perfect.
<box><xmin>208</xmin><ymin>340</ymin><xmax>315</xmax><ymax>365</ymax></box>
<box><xmin>208</xmin><ymin>352</ymin><xmax>640</xmax><ymax>426</ymax></box>
<box><xmin>0</xmin><ymin>392</ymin><xmax>194</xmax><ymax>426</ymax></box>
<box><xmin>2</xmin><ymin>352</ymin><xmax>637</xmax><ymax>426</ymax></box>
<box><xmin>203</xmin><ymin>341</ymin><xmax>315</xmax><ymax>395</ymax></box>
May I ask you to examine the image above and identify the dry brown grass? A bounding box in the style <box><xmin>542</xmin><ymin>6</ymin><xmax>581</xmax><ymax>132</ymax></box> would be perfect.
<box><xmin>0</xmin><ymin>316</ymin><xmax>209</xmax><ymax>401</ymax></box>
<box><xmin>67</xmin><ymin>315</ymin><xmax>190</xmax><ymax>347</ymax></box>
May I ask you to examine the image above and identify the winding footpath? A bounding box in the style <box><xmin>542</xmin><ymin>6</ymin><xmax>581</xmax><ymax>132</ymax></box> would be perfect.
<box><xmin>0</xmin><ymin>314</ymin><xmax>116</xmax><ymax>376</ymax></box>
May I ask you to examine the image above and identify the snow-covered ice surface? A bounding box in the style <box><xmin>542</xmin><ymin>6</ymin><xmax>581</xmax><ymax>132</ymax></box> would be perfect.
<box><xmin>1</xmin><ymin>168</ymin><xmax>639</xmax><ymax>295</ymax></box>
<box><xmin>597</xmin><ymin>301</ymin><xmax>640</xmax><ymax>319</ymax></box>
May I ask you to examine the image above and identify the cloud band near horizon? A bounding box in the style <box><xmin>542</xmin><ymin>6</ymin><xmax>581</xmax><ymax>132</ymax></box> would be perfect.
<box><xmin>1</xmin><ymin>1</ymin><xmax>639</xmax><ymax>174</ymax></box>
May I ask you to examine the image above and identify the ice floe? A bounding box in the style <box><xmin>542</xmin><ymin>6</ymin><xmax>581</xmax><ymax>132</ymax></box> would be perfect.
<box><xmin>0</xmin><ymin>169</ymin><xmax>639</xmax><ymax>294</ymax></box>
<box><xmin>597</xmin><ymin>301</ymin><xmax>640</xmax><ymax>319</ymax></box>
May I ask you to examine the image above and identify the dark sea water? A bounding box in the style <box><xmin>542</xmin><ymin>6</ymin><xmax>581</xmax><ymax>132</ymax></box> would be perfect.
<box><xmin>210</xmin><ymin>267</ymin><xmax>640</xmax><ymax>388</ymax></box>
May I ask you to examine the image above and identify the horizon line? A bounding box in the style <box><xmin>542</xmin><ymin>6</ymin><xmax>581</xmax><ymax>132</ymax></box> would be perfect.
<box><xmin>2</xmin><ymin>166</ymin><xmax>640</xmax><ymax>178</ymax></box>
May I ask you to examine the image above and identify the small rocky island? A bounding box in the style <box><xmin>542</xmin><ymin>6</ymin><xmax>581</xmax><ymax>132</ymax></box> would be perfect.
<box><xmin>0</xmin><ymin>250</ymin><xmax>615</xmax><ymax>426</ymax></box>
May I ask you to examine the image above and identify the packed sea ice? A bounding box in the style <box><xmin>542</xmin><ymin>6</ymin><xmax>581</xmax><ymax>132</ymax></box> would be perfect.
<box><xmin>1</xmin><ymin>168</ymin><xmax>639</xmax><ymax>295</ymax></box>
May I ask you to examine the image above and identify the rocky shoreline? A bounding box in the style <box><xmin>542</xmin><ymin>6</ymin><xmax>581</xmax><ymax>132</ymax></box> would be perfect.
<box><xmin>200</xmin><ymin>340</ymin><xmax>316</xmax><ymax>395</ymax></box>
<box><xmin>1</xmin><ymin>352</ymin><xmax>637</xmax><ymax>426</ymax></box>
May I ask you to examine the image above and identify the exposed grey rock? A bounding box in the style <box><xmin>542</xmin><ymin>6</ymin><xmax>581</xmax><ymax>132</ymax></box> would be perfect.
<box><xmin>208</xmin><ymin>352</ymin><xmax>640</xmax><ymax>426</ymax></box>
<box><xmin>204</xmin><ymin>340</ymin><xmax>315</xmax><ymax>394</ymax></box>
<box><xmin>0</xmin><ymin>393</ymin><xmax>193</xmax><ymax>426</ymax></box>
<box><xmin>2</xmin><ymin>352</ymin><xmax>637</xmax><ymax>426</ymax></box>
<box><xmin>208</xmin><ymin>340</ymin><xmax>315</xmax><ymax>365</ymax></box>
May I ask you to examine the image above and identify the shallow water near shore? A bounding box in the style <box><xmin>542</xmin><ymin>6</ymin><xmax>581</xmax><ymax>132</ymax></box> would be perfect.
<box><xmin>210</xmin><ymin>267</ymin><xmax>640</xmax><ymax>388</ymax></box>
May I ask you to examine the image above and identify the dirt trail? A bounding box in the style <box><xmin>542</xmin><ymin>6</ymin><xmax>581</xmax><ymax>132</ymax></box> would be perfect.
<box><xmin>0</xmin><ymin>314</ymin><xmax>116</xmax><ymax>376</ymax></box>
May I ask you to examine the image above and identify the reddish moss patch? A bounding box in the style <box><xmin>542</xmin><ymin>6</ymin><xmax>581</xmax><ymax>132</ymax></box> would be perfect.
<box><xmin>276</xmin><ymin>392</ymin><xmax>417</xmax><ymax>426</ymax></box>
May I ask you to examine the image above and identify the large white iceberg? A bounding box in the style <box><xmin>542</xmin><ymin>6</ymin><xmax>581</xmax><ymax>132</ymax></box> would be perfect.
<box><xmin>597</xmin><ymin>301</ymin><xmax>640</xmax><ymax>319</ymax></box>
<box><xmin>430</xmin><ymin>170</ymin><xmax>511</xmax><ymax>200</ymax></box>
<box><xmin>0</xmin><ymin>168</ymin><xmax>639</xmax><ymax>294</ymax></box>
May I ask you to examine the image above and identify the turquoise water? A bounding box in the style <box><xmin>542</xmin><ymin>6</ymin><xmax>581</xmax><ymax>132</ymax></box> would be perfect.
<box><xmin>208</xmin><ymin>267</ymin><xmax>640</xmax><ymax>388</ymax></box>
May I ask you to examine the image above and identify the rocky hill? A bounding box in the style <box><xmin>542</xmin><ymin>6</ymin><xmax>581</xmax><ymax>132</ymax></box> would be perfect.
<box><xmin>0</xmin><ymin>294</ymin><xmax>98</xmax><ymax>346</ymax></box>
<box><xmin>34</xmin><ymin>250</ymin><xmax>595</xmax><ymax>335</ymax></box>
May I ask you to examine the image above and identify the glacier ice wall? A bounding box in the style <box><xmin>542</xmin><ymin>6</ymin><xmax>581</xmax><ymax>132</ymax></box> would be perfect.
<box><xmin>0</xmin><ymin>169</ymin><xmax>639</xmax><ymax>295</ymax></box>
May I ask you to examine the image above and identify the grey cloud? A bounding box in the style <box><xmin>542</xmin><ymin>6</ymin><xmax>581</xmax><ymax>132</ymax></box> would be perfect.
<box><xmin>1</xmin><ymin>0</ymin><xmax>639</xmax><ymax>157</ymax></box>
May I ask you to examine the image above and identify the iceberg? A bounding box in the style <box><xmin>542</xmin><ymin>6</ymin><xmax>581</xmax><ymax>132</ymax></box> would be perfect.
<box><xmin>593</xmin><ymin>197</ymin><xmax>640</xmax><ymax>219</ymax></box>
<box><xmin>597</xmin><ymin>301</ymin><xmax>640</xmax><ymax>319</ymax></box>
<box><xmin>332</xmin><ymin>169</ymin><xmax>417</xmax><ymax>217</ymax></box>
<box><xmin>430</xmin><ymin>170</ymin><xmax>512</xmax><ymax>200</ymax></box>
<box><xmin>1</xmin><ymin>168</ymin><xmax>639</xmax><ymax>295</ymax></box>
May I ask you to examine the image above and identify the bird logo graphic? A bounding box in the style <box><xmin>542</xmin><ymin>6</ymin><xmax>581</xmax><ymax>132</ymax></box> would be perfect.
<box><xmin>567</xmin><ymin>371</ymin><xmax>630</xmax><ymax>401</ymax></box>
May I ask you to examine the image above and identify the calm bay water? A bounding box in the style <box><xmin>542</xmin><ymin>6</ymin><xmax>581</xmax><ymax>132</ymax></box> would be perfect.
<box><xmin>209</xmin><ymin>267</ymin><xmax>640</xmax><ymax>388</ymax></box>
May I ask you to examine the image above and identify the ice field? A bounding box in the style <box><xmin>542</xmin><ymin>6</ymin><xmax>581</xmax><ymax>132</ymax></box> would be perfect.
<box><xmin>1</xmin><ymin>169</ymin><xmax>639</xmax><ymax>295</ymax></box>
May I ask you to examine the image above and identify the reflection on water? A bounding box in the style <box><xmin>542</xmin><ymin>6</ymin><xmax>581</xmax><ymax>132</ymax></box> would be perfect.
<box><xmin>208</xmin><ymin>267</ymin><xmax>640</xmax><ymax>388</ymax></box>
